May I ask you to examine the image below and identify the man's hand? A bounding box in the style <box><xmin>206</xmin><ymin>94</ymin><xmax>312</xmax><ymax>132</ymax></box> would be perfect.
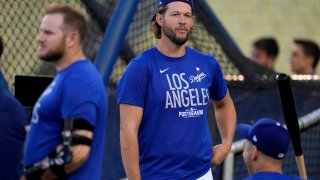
<box><xmin>211</xmin><ymin>143</ymin><xmax>232</xmax><ymax>165</ymax></box>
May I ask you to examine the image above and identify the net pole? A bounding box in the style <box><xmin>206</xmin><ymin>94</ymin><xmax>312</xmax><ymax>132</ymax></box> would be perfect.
<box><xmin>223</xmin><ymin>152</ymin><xmax>235</xmax><ymax>180</ymax></box>
<box><xmin>94</xmin><ymin>0</ymin><xmax>140</xmax><ymax>84</ymax></box>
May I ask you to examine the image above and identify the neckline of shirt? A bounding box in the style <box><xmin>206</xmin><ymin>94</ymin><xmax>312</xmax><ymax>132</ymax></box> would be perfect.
<box><xmin>153</xmin><ymin>46</ymin><xmax>189</xmax><ymax>62</ymax></box>
<box><xmin>58</xmin><ymin>59</ymin><xmax>89</xmax><ymax>74</ymax></box>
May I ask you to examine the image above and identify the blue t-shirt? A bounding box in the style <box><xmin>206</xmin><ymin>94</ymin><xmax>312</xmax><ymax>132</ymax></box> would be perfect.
<box><xmin>0</xmin><ymin>90</ymin><xmax>27</xmax><ymax>180</ymax></box>
<box><xmin>117</xmin><ymin>47</ymin><xmax>227</xmax><ymax>179</ymax></box>
<box><xmin>24</xmin><ymin>60</ymin><xmax>107</xmax><ymax>180</ymax></box>
<box><xmin>244</xmin><ymin>172</ymin><xmax>302</xmax><ymax>180</ymax></box>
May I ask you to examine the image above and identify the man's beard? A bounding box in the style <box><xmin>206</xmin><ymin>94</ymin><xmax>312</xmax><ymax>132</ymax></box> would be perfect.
<box><xmin>39</xmin><ymin>51</ymin><xmax>63</xmax><ymax>63</ymax></box>
<box><xmin>163</xmin><ymin>22</ymin><xmax>191</xmax><ymax>46</ymax></box>
<box><xmin>38</xmin><ymin>40</ymin><xmax>65</xmax><ymax>63</ymax></box>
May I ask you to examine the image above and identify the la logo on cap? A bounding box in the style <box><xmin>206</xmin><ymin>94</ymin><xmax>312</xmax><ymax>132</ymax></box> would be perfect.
<box><xmin>253</xmin><ymin>135</ymin><xmax>257</xmax><ymax>142</ymax></box>
<box><xmin>278</xmin><ymin>153</ymin><xmax>285</xmax><ymax>158</ymax></box>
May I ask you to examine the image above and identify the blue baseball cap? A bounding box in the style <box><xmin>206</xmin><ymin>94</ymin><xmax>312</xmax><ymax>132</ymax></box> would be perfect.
<box><xmin>236</xmin><ymin>118</ymin><xmax>290</xmax><ymax>159</ymax></box>
<box><xmin>151</xmin><ymin>0</ymin><xmax>194</xmax><ymax>21</ymax></box>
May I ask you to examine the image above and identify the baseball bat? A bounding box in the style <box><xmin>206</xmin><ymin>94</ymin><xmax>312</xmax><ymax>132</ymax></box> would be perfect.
<box><xmin>276</xmin><ymin>73</ymin><xmax>307</xmax><ymax>179</ymax></box>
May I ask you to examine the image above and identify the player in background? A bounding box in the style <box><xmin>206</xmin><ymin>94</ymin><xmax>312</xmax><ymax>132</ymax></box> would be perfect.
<box><xmin>289</xmin><ymin>39</ymin><xmax>319</xmax><ymax>75</ymax></box>
<box><xmin>249</xmin><ymin>38</ymin><xmax>279</xmax><ymax>70</ymax></box>
<box><xmin>236</xmin><ymin>118</ymin><xmax>302</xmax><ymax>180</ymax></box>
<box><xmin>117</xmin><ymin>0</ymin><xmax>236</xmax><ymax>179</ymax></box>
<box><xmin>23</xmin><ymin>3</ymin><xmax>107</xmax><ymax>180</ymax></box>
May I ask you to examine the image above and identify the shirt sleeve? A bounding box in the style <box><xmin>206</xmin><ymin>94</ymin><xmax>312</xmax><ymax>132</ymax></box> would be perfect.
<box><xmin>117</xmin><ymin>60</ymin><xmax>149</xmax><ymax>108</ymax></box>
<box><xmin>60</xmin><ymin>78</ymin><xmax>98</xmax><ymax>126</ymax></box>
<box><xmin>209</xmin><ymin>56</ymin><xmax>227</xmax><ymax>101</ymax></box>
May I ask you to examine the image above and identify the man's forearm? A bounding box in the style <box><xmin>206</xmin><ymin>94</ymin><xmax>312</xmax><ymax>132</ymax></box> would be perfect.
<box><xmin>37</xmin><ymin>144</ymin><xmax>90</xmax><ymax>179</ymax></box>
<box><xmin>211</xmin><ymin>92</ymin><xmax>236</xmax><ymax>165</ymax></box>
<box><xmin>214</xmin><ymin>92</ymin><xmax>236</xmax><ymax>145</ymax></box>
<box><xmin>120</xmin><ymin>129</ymin><xmax>141</xmax><ymax>180</ymax></box>
<box><xmin>40</xmin><ymin>129</ymin><xmax>93</xmax><ymax>179</ymax></box>
<box><xmin>119</xmin><ymin>104</ymin><xmax>143</xmax><ymax>180</ymax></box>
<box><xmin>65</xmin><ymin>145</ymin><xmax>90</xmax><ymax>173</ymax></box>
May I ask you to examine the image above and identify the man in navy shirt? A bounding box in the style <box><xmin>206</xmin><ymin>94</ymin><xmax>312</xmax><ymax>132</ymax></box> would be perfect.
<box><xmin>117</xmin><ymin>0</ymin><xmax>237</xmax><ymax>179</ymax></box>
<box><xmin>237</xmin><ymin>118</ymin><xmax>302</xmax><ymax>180</ymax></box>
<box><xmin>0</xmin><ymin>36</ymin><xmax>27</xmax><ymax>180</ymax></box>
<box><xmin>23</xmin><ymin>3</ymin><xmax>107</xmax><ymax>180</ymax></box>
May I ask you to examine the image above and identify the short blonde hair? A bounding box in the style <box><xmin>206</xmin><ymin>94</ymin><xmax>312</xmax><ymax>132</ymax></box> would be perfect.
<box><xmin>45</xmin><ymin>3</ymin><xmax>87</xmax><ymax>43</ymax></box>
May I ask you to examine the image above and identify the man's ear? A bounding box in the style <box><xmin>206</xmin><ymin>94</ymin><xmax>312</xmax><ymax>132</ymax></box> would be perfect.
<box><xmin>156</xmin><ymin>13</ymin><xmax>163</xmax><ymax>26</ymax></box>
<box><xmin>66</xmin><ymin>31</ymin><xmax>80</xmax><ymax>48</ymax></box>
<box><xmin>267</xmin><ymin>57</ymin><xmax>275</xmax><ymax>69</ymax></box>
<box><xmin>306</xmin><ymin>55</ymin><xmax>315</xmax><ymax>68</ymax></box>
<box><xmin>251</xmin><ymin>145</ymin><xmax>259</xmax><ymax>161</ymax></box>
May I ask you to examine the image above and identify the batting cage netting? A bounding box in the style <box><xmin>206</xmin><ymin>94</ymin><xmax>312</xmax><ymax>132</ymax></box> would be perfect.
<box><xmin>1</xmin><ymin>0</ymin><xmax>319</xmax><ymax>179</ymax></box>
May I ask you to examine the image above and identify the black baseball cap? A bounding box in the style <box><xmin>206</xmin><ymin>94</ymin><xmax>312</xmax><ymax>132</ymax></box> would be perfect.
<box><xmin>151</xmin><ymin>0</ymin><xmax>194</xmax><ymax>21</ymax></box>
